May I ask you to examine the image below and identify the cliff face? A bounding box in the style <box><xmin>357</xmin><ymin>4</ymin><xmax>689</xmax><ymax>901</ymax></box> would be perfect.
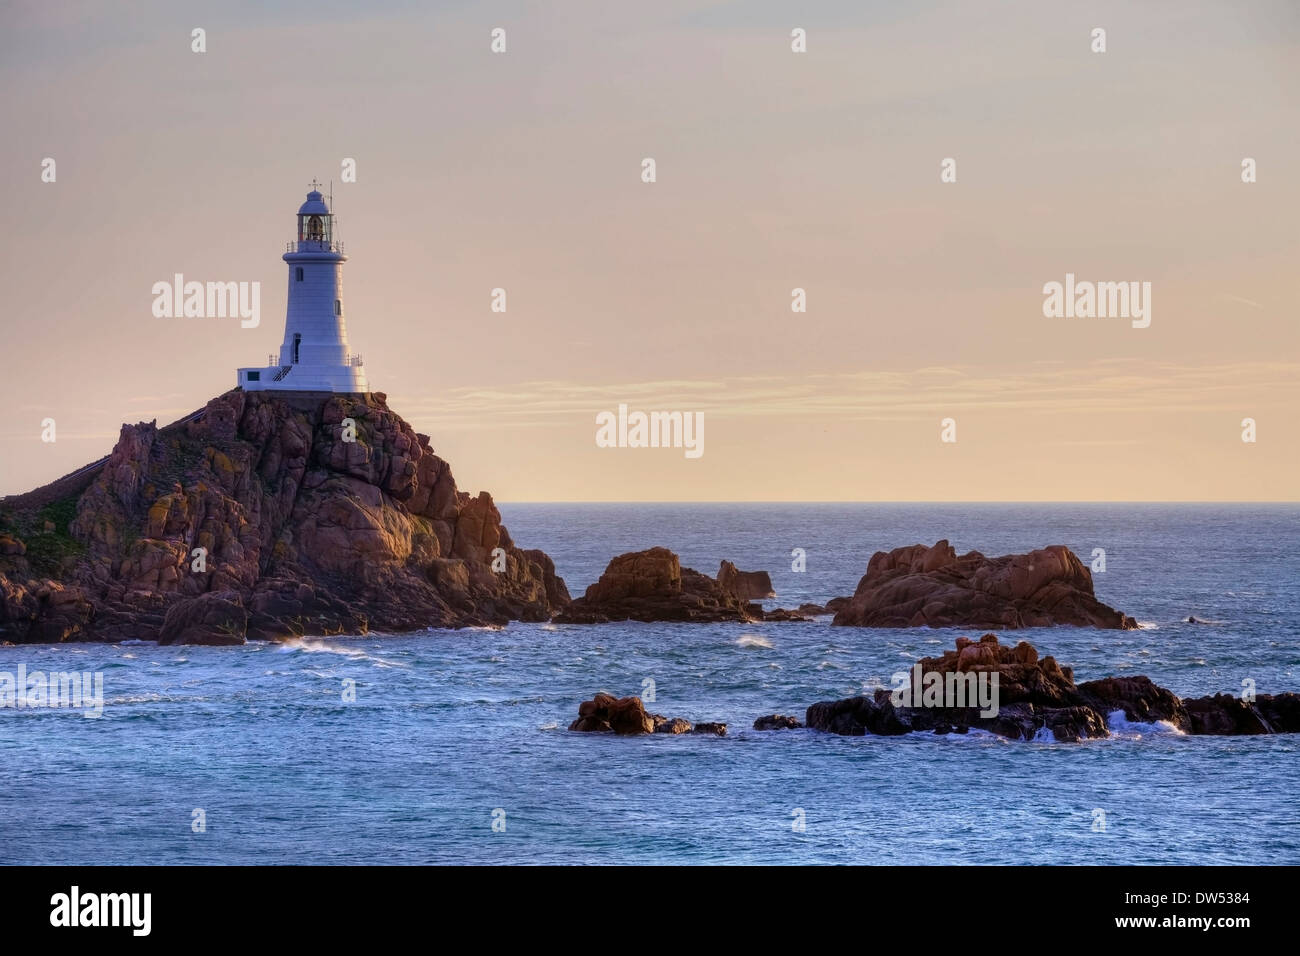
<box><xmin>0</xmin><ymin>390</ymin><xmax>569</xmax><ymax>644</ymax></box>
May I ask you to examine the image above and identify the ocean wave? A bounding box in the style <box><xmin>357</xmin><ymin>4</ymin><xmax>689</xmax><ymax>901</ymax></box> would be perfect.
<box><xmin>1106</xmin><ymin>709</ymin><xmax>1186</xmax><ymax>738</ymax></box>
<box><xmin>735</xmin><ymin>635</ymin><xmax>773</xmax><ymax>649</ymax></box>
<box><xmin>276</xmin><ymin>638</ymin><xmax>365</xmax><ymax>656</ymax></box>
<box><xmin>274</xmin><ymin>637</ymin><xmax>406</xmax><ymax>668</ymax></box>
<box><xmin>105</xmin><ymin>693</ymin><xmax>185</xmax><ymax>705</ymax></box>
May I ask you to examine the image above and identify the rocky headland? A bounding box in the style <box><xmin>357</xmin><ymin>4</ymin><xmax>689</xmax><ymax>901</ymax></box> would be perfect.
<box><xmin>0</xmin><ymin>389</ymin><xmax>570</xmax><ymax>645</ymax></box>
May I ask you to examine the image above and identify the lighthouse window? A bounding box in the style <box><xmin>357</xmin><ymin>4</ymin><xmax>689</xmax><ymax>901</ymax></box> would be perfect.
<box><xmin>295</xmin><ymin>267</ymin><xmax>303</xmax><ymax>282</ymax></box>
<box><xmin>334</xmin><ymin>299</ymin><xmax>341</xmax><ymax>315</ymax></box>
<box><xmin>246</xmin><ymin>371</ymin><xmax>260</xmax><ymax>382</ymax></box>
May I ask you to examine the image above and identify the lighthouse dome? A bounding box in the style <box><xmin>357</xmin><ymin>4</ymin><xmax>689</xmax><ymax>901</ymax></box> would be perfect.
<box><xmin>298</xmin><ymin>190</ymin><xmax>329</xmax><ymax>215</ymax></box>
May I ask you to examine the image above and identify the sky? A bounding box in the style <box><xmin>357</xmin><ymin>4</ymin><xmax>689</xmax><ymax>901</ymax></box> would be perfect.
<box><xmin>1</xmin><ymin>0</ymin><xmax>1297</xmax><ymax>501</ymax></box>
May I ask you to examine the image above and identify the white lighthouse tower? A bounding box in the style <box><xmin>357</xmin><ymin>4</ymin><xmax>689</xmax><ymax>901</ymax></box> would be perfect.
<box><xmin>237</xmin><ymin>183</ymin><xmax>368</xmax><ymax>392</ymax></box>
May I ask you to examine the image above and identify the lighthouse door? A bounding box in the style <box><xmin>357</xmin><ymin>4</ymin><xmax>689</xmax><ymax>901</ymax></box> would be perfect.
<box><xmin>293</xmin><ymin>334</ymin><xmax>301</xmax><ymax>364</ymax></box>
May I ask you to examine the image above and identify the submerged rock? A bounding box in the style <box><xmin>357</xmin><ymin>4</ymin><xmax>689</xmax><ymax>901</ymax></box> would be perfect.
<box><xmin>654</xmin><ymin>716</ymin><xmax>693</xmax><ymax>735</ymax></box>
<box><xmin>831</xmin><ymin>540</ymin><xmax>1136</xmax><ymax>630</ymax></box>
<box><xmin>759</xmin><ymin>607</ymin><xmax>813</xmax><ymax>622</ymax></box>
<box><xmin>753</xmin><ymin>714</ymin><xmax>802</xmax><ymax>730</ymax></box>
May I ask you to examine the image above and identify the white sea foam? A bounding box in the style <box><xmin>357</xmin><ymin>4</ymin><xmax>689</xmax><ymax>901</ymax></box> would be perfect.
<box><xmin>1106</xmin><ymin>709</ymin><xmax>1186</xmax><ymax>738</ymax></box>
<box><xmin>735</xmin><ymin>634</ymin><xmax>773</xmax><ymax>649</ymax></box>
<box><xmin>107</xmin><ymin>693</ymin><xmax>170</xmax><ymax>705</ymax></box>
<box><xmin>277</xmin><ymin>638</ymin><xmax>367</xmax><ymax>658</ymax></box>
<box><xmin>275</xmin><ymin>637</ymin><xmax>407</xmax><ymax>668</ymax></box>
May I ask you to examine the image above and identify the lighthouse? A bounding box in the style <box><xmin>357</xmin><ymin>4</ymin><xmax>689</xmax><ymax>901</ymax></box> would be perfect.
<box><xmin>237</xmin><ymin>184</ymin><xmax>368</xmax><ymax>392</ymax></box>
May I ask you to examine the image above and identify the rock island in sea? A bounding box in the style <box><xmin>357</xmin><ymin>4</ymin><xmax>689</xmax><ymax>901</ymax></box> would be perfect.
<box><xmin>0</xmin><ymin>186</ymin><xmax>569</xmax><ymax>645</ymax></box>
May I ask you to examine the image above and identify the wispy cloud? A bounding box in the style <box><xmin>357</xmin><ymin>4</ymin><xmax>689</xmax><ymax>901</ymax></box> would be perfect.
<box><xmin>391</xmin><ymin>359</ymin><xmax>1299</xmax><ymax>430</ymax></box>
<box><xmin>1219</xmin><ymin>294</ymin><xmax>1264</xmax><ymax>310</ymax></box>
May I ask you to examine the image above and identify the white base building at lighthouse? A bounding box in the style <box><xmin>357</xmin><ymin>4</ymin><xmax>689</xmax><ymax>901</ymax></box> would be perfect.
<box><xmin>238</xmin><ymin>186</ymin><xmax>368</xmax><ymax>392</ymax></box>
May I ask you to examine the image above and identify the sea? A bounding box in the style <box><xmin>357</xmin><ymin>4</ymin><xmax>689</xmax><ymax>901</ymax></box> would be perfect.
<box><xmin>2</xmin><ymin>503</ymin><xmax>1297</xmax><ymax>865</ymax></box>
